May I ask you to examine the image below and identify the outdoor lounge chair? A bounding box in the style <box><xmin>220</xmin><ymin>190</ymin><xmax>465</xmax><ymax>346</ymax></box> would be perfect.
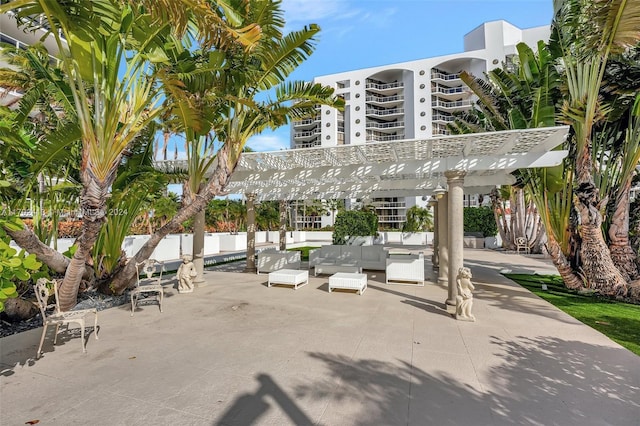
<box><xmin>33</xmin><ymin>278</ymin><xmax>99</xmax><ymax>358</ymax></box>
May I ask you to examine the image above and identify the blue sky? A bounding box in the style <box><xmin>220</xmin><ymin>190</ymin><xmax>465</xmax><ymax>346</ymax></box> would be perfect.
<box><xmin>243</xmin><ymin>0</ymin><xmax>554</xmax><ymax>152</ymax></box>
<box><xmin>166</xmin><ymin>0</ymin><xmax>553</xmax><ymax>159</ymax></box>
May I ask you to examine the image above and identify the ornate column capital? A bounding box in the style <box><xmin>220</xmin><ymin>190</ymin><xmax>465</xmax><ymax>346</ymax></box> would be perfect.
<box><xmin>444</xmin><ymin>169</ymin><xmax>467</xmax><ymax>183</ymax></box>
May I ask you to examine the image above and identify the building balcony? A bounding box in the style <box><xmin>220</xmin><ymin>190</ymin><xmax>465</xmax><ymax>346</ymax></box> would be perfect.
<box><xmin>366</xmin><ymin>107</ymin><xmax>404</xmax><ymax>118</ymax></box>
<box><xmin>365</xmin><ymin>132</ymin><xmax>404</xmax><ymax>142</ymax></box>
<box><xmin>366</xmin><ymin>121</ymin><xmax>405</xmax><ymax>130</ymax></box>
<box><xmin>430</xmin><ymin>84</ymin><xmax>471</xmax><ymax>100</ymax></box>
<box><xmin>372</xmin><ymin>201</ymin><xmax>407</xmax><ymax>208</ymax></box>
<box><xmin>293</xmin><ymin>139</ymin><xmax>321</xmax><ymax>149</ymax></box>
<box><xmin>376</xmin><ymin>215</ymin><xmax>406</xmax><ymax>223</ymax></box>
<box><xmin>430</xmin><ymin>71</ymin><xmax>461</xmax><ymax>84</ymax></box>
<box><xmin>432</xmin><ymin>114</ymin><xmax>455</xmax><ymax>123</ymax></box>
<box><xmin>432</xmin><ymin>123</ymin><xmax>449</xmax><ymax>135</ymax></box>
<box><xmin>293</xmin><ymin>128</ymin><xmax>322</xmax><ymax>140</ymax></box>
<box><xmin>292</xmin><ymin>117</ymin><xmax>320</xmax><ymax>129</ymax></box>
<box><xmin>431</xmin><ymin>99</ymin><xmax>473</xmax><ymax>111</ymax></box>
<box><xmin>365</xmin><ymin>94</ymin><xmax>404</xmax><ymax>106</ymax></box>
<box><xmin>365</xmin><ymin>80</ymin><xmax>404</xmax><ymax>94</ymax></box>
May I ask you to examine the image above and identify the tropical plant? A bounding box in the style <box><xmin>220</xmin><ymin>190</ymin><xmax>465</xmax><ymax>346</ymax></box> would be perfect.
<box><xmin>451</xmin><ymin>41</ymin><xmax>562</xmax><ymax>256</ymax></box>
<box><xmin>549</xmin><ymin>0</ymin><xmax>640</xmax><ymax>297</ymax></box>
<box><xmin>402</xmin><ymin>206</ymin><xmax>433</xmax><ymax>232</ymax></box>
<box><xmin>105</xmin><ymin>0</ymin><xmax>344</xmax><ymax>294</ymax></box>
<box><xmin>0</xmin><ymin>0</ymin><xmax>261</xmax><ymax>309</ymax></box>
<box><xmin>0</xmin><ymin>215</ymin><xmax>43</xmax><ymax>314</ymax></box>
<box><xmin>92</xmin><ymin>126</ymin><xmax>167</xmax><ymax>282</ymax></box>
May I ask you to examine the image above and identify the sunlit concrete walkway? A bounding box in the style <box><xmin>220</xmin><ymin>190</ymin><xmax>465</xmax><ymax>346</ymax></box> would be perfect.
<box><xmin>1</xmin><ymin>249</ymin><xmax>639</xmax><ymax>425</ymax></box>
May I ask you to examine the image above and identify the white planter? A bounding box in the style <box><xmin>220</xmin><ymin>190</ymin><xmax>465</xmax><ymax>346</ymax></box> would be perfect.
<box><xmin>386</xmin><ymin>232</ymin><xmax>403</xmax><ymax>243</ymax></box>
<box><xmin>122</xmin><ymin>235</ymin><xmax>150</xmax><ymax>258</ymax></box>
<box><xmin>219</xmin><ymin>234</ymin><xmax>247</xmax><ymax>251</ymax></box>
<box><xmin>180</xmin><ymin>233</ymin><xmax>193</xmax><ymax>255</ymax></box>
<box><xmin>402</xmin><ymin>232</ymin><xmax>425</xmax><ymax>245</ymax></box>
<box><xmin>255</xmin><ymin>231</ymin><xmax>267</xmax><ymax>244</ymax></box>
<box><xmin>204</xmin><ymin>234</ymin><xmax>220</xmax><ymax>255</ymax></box>
<box><xmin>425</xmin><ymin>232</ymin><xmax>434</xmax><ymax>245</ymax></box>
<box><xmin>267</xmin><ymin>231</ymin><xmax>293</xmax><ymax>245</ymax></box>
<box><xmin>463</xmin><ymin>236</ymin><xmax>485</xmax><ymax>248</ymax></box>
<box><xmin>484</xmin><ymin>235</ymin><xmax>502</xmax><ymax>249</ymax></box>
<box><xmin>293</xmin><ymin>231</ymin><xmax>306</xmax><ymax>243</ymax></box>
<box><xmin>306</xmin><ymin>231</ymin><xmax>333</xmax><ymax>242</ymax></box>
<box><xmin>151</xmin><ymin>234</ymin><xmax>181</xmax><ymax>262</ymax></box>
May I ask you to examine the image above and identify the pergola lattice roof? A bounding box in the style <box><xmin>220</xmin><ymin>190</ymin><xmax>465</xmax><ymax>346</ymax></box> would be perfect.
<box><xmin>154</xmin><ymin>126</ymin><xmax>569</xmax><ymax>202</ymax></box>
<box><xmin>223</xmin><ymin>126</ymin><xmax>569</xmax><ymax>201</ymax></box>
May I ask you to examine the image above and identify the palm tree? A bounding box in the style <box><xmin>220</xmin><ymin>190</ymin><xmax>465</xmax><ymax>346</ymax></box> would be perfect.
<box><xmin>451</xmin><ymin>42</ymin><xmax>569</xmax><ymax>258</ymax></box>
<box><xmin>402</xmin><ymin>206</ymin><xmax>433</xmax><ymax>232</ymax></box>
<box><xmin>106</xmin><ymin>0</ymin><xmax>344</xmax><ymax>293</ymax></box>
<box><xmin>550</xmin><ymin>0</ymin><xmax>640</xmax><ymax>297</ymax></box>
<box><xmin>0</xmin><ymin>0</ymin><xmax>260</xmax><ymax>310</ymax></box>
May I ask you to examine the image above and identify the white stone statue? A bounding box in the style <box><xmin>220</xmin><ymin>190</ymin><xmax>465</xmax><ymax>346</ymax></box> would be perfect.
<box><xmin>456</xmin><ymin>266</ymin><xmax>476</xmax><ymax>322</ymax></box>
<box><xmin>177</xmin><ymin>255</ymin><xmax>198</xmax><ymax>293</ymax></box>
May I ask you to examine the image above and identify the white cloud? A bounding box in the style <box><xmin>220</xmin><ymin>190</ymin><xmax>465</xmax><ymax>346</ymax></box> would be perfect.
<box><xmin>281</xmin><ymin>1</ymin><xmax>396</xmax><ymax>39</ymax></box>
<box><xmin>246</xmin><ymin>134</ymin><xmax>290</xmax><ymax>152</ymax></box>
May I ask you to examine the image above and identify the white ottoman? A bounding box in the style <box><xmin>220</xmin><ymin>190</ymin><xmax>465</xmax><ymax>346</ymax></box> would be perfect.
<box><xmin>328</xmin><ymin>272</ymin><xmax>367</xmax><ymax>295</ymax></box>
<box><xmin>268</xmin><ymin>269</ymin><xmax>309</xmax><ymax>290</ymax></box>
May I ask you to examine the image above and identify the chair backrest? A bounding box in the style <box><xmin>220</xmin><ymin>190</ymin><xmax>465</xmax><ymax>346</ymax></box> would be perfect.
<box><xmin>34</xmin><ymin>277</ymin><xmax>62</xmax><ymax>317</ymax></box>
<box><xmin>135</xmin><ymin>259</ymin><xmax>163</xmax><ymax>285</ymax></box>
<box><xmin>515</xmin><ymin>237</ymin><xmax>528</xmax><ymax>246</ymax></box>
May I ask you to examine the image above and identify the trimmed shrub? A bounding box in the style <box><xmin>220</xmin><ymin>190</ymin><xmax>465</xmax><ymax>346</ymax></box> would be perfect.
<box><xmin>332</xmin><ymin>210</ymin><xmax>378</xmax><ymax>245</ymax></box>
<box><xmin>463</xmin><ymin>206</ymin><xmax>497</xmax><ymax>237</ymax></box>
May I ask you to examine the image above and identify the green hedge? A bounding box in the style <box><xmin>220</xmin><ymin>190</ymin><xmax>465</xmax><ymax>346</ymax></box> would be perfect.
<box><xmin>332</xmin><ymin>210</ymin><xmax>378</xmax><ymax>245</ymax></box>
<box><xmin>463</xmin><ymin>206</ymin><xmax>497</xmax><ymax>237</ymax></box>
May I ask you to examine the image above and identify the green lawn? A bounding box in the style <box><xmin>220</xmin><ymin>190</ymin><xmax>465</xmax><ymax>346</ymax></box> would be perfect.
<box><xmin>287</xmin><ymin>246</ymin><xmax>320</xmax><ymax>261</ymax></box>
<box><xmin>503</xmin><ymin>273</ymin><xmax>640</xmax><ymax>356</ymax></box>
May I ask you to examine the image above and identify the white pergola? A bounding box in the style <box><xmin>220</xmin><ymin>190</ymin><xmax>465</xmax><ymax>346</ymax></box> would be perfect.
<box><xmin>225</xmin><ymin>126</ymin><xmax>569</xmax><ymax>201</ymax></box>
<box><xmin>159</xmin><ymin>126</ymin><xmax>570</xmax><ymax>312</ymax></box>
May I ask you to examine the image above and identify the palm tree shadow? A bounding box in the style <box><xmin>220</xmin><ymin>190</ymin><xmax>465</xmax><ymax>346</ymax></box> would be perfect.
<box><xmin>294</xmin><ymin>336</ymin><xmax>640</xmax><ymax>425</ymax></box>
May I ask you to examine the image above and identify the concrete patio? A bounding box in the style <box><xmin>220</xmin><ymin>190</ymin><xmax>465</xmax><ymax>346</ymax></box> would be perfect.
<box><xmin>1</xmin><ymin>248</ymin><xmax>639</xmax><ymax>425</ymax></box>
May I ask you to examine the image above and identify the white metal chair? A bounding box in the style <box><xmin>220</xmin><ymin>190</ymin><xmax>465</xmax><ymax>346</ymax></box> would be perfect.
<box><xmin>515</xmin><ymin>237</ymin><xmax>530</xmax><ymax>254</ymax></box>
<box><xmin>131</xmin><ymin>259</ymin><xmax>164</xmax><ymax>316</ymax></box>
<box><xmin>33</xmin><ymin>278</ymin><xmax>99</xmax><ymax>359</ymax></box>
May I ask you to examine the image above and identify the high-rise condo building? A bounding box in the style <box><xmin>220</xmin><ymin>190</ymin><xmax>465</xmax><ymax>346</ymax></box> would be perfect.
<box><xmin>290</xmin><ymin>20</ymin><xmax>550</xmax><ymax>229</ymax></box>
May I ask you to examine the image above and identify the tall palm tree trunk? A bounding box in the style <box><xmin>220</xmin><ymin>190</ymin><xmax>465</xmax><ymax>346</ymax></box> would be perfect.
<box><xmin>105</xmin><ymin>145</ymin><xmax>236</xmax><ymax>294</ymax></box>
<box><xmin>608</xmin><ymin>179</ymin><xmax>639</xmax><ymax>282</ymax></box>
<box><xmin>546</xmin><ymin>232</ymin><xmax>583</xmax><ymax>290</ymax></box>
<box><xmin>57</xmin><ymin>170</ymin><xmax>111</xmax><ymax>310</ymax></box>
<box><xmin>574</xmin><ymin>181</ymin><xmax>628</xmax><ymax>297</ymax></box>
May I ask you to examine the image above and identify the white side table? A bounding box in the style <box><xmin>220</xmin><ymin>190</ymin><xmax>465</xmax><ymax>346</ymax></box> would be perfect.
<box><xmin>268</xmin><ymin>269</ymin><xmax>309</xmax><ymax>290</ymax></box>
<box><xmin>328</xmin><ymin>272</ymin><xmax>367</xmax><ymax>295</ymax></box>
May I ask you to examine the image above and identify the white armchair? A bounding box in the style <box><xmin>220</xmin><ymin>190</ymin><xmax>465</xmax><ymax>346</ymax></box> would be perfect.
<box><xmin>385</xmin><ymin>253</ymin><xmax>425</xmax><ymax>286</ymax></box>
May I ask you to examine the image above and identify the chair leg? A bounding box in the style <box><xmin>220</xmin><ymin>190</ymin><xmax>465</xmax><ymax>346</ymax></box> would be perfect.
<box><xmin>130</xmin><ymin>293</ymin><xmax>136</xmax><ymax>317</ymax></box>
<box><xmin>158</xmin><ymin>290</ymin><xmax>163</xmax><ymax>313</ymax></box>
<box><xmin>53</xmin><ymin>323</ymin><xmax>60</xmax><ymax>344</ymax></box>
<box><xmin>94</xmin><ymin>311</ymin><xmax>99</xmax><ymax>339</ymax></box>
<box><xmin>79</xmin><ymin>319</ymin><xmax>86</xmax><ymax>353</ymax></box>
<box><xmin>36</xmin><ymin>324</ymin><xmax>48</xmax><ymax>359</ymax></box>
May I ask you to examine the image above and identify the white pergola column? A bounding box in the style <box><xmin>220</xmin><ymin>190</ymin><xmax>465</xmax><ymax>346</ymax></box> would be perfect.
<box><xmin>437</xmin><ymin>192</ymin><xmax>449</xmax><ymax>286</ymax></box>
<box><xmin>428</xmin><ymin>197</ymin><xmax>439</xmax><ymax>269</ymax></box>
<box><xmin>278</xmin><ymin>199</ymin><xmax>287</xmax><ymax>251</ymax></box>
<box><xmin>244</xmin><ymin>193</ymin><xmax>257</xmax><ymax>273</ymax></box>
<box><xmin>192</xmin><ymin>208</ymin><xmax>205</xmax><ymax>286</ymax></box>
<box><xmin>446</xmin><ymin>170</ymin><xmax>467</xmax><ymax>307</ymax></box>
